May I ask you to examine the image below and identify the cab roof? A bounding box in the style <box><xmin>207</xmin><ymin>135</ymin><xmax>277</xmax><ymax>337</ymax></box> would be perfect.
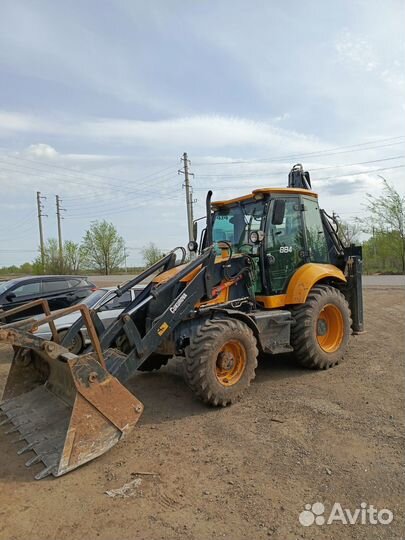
<box><xmin>212</xmin><ymin>187</ymin><xmax>318</xmax><ymax>207</ymax></box>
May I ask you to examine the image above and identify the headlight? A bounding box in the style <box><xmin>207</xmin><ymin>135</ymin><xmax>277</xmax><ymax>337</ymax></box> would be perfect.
<box><xmin>249</xmin><ymin>230</ymin><xmax>264</xmax><ymax>244</ymax></box>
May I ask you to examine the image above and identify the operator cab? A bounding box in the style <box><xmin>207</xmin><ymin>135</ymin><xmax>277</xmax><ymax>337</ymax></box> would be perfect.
<box><xmin>205</xmin><ymin>187</ymin><xmax>329</xmax><ymax>297</ymax></box>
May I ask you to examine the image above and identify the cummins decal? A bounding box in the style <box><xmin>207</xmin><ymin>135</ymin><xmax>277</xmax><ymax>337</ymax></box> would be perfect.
<box><xmin>169</xmin><ymin>293</ymin><xmax>188</xmax><ymax>314</ymax></box>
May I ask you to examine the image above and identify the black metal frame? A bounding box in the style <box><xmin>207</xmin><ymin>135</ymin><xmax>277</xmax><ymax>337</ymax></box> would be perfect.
<box><xmin>84</xmin><ymin>247</ymin><xmax>218</xmax><ymax>381</ymax></box>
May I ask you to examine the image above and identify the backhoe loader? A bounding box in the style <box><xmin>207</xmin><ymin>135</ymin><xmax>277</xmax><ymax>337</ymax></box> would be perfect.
<box><xmin>0</xmin><ymin>164</ymin><xmax>363</xmax><ymax>479</ymax></box>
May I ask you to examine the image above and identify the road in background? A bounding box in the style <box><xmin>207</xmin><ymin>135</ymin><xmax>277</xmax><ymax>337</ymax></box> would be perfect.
<box><xmin>91</xmin><ymin>274</ymin><xmax>405</xmax><ymax>289</ymax></box>
<box><xmin>363</xmin><ymin>275</ymin><xmax>404</xmax><ymax>288</ymax></box>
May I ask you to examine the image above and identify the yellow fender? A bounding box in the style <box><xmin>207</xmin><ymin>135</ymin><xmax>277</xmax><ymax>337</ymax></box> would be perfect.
<box><xmin>256</xmin><ymin>263</ymin><xmax>346</xmax><ymax>308</ymax></box>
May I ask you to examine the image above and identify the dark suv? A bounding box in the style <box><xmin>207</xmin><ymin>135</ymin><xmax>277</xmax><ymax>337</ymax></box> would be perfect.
<box><xmin>0</xmin><ymin>275</ymin><xmax>96</xmax><ymax>322</ymax></box>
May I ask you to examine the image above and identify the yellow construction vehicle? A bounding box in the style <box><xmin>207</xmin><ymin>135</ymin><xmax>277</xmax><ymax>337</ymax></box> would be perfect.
<box><xmin>0</xmin><ymin>164</ymin><xmax>363</xmax><ymax>479</ymax></box>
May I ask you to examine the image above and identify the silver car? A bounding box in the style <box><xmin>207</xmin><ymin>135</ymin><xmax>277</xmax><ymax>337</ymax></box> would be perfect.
<box><xmin>32</xmin><ymin>286</ymin><xmax>143</xmax><ymax>354</ymax></box>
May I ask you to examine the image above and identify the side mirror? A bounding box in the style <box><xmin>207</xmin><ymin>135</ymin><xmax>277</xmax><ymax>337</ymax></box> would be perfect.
<box><xmin>6</xmin><ymin>292</ymin><xmax>16</xmax><ymax>302</ymax></box>
<box><xmin>272</xmin><ymin>199</ymin><xmax>286</xmax><ymax>225</ymax></box>
<box><xmin>192</xmin><ymin>221</ymin><xmax>198</xmax><ymax>241</ymax></box>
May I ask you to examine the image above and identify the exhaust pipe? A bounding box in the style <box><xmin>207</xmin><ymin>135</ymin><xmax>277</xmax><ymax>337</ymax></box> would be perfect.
<box><xmin>206</xmin><ymin>190</ymin><xmax>213</xmax><ymax>247</ymax></box>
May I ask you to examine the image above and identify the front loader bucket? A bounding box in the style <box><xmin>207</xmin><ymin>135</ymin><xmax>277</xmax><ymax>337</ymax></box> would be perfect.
<box><xmin>0</xmin><ymin>339</ymin><xmax>144</xmax><ymax>480</ymax></box>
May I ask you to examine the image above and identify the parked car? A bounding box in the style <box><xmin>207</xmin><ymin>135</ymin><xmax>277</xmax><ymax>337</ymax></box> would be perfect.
<box><xmin>0</xmin><ymin>275</ymin><xmax>96</xmax><ymax>322</ymax></box>
<box><xmin>32</xmin><ymin>286</ymin><xmax>143</xmax><ymax>354</ymax></box>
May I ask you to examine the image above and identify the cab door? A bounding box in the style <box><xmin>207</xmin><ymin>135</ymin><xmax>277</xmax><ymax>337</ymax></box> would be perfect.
<box><xmin>264</xmin><ymin>196</ymin><xmax>306</xmax><ymax>294</ymax></box>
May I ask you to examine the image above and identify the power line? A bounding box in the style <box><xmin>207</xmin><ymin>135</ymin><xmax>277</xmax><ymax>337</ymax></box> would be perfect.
<box><xmin>0</xmin><ymin>163</ymin><xmax>180</xmax><ymax>215</ymax></box>
<box><xmin>193</xmin><ymin>164</ymin><xmax>405</xmax><ymax>191</ymax></box>
<box><xmin>193</xmin><ymin>155</ymin><xmax>404</xmax><ymax>179</ymax></box>
<box><xmin>65</xmin><ymin>173</ymin><xmax>178</xmax><ymax>211</ymax></box>
<box><xmin>0</xmin><ymin>159</ymin><xmax>178</xmax><ymax>200</ymax></box>
<box><xmin>2</xmin><ymin>153</ymin><xmax>177</xmax><ymax>191</ymax></box>
<box><xmin>0</xmin><ymin>210</ymin><xmax>37</xmax><ymax>239</ymax></box>
<box><xmin>65</xmin><ymin>188</ymin><xmax>184</xmax><ymax>220</ymax></box>
<box><xmin>192</xmin><ymin>135</ymin><xmax>405</xmax><ymax>167</ymax></box>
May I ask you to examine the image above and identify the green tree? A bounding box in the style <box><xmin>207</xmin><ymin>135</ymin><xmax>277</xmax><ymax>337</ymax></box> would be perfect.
<box><xmin>81</xmin><ymin>220</ymin><xmax>125</xmax><ymax>275</ymax></box>
<box><xmin>363</xmin><ymin>230</ymin><xmax>404</xmax><ymax>274</ymax></box>
<box><xmin>33</xmin><ymin>238</ymin><xmax>63</xmax><ymax>274</ymax></box>
<box><xmin>363</xmin><ymin>178</ymin><xmax>405</xmax><ymax>273</ymax></box>
<box><xmin>336</xmin><ymin>219</ymin><xmax>361</xmax><ymax>246</ymax></box>
<box><xmin>63</xmin><ymin>241</ymin><xmax>84</xmax><ymax>274</ymax></box>
<box><xmin>141</xmin><ymin>242</ymin><xmax>164</xmax><ymax>267</ymax></box>
<box><xmin>20</xmin><ymin>262</ymin><xmax>33</xmax><ymax>274</ymax></box>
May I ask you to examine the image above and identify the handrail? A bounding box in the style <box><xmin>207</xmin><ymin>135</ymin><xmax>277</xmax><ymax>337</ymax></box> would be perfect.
<box><xmin>0</xmin><ymin>299</ymin><xmax>59</xmax><ymax>342</ymax></box>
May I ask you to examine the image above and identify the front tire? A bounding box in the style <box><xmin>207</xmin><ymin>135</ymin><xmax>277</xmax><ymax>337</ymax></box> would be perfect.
<box><xmin>58</xmin><ymin>329</ymin><xmax>83</xmax><ymax>355</ymax></box>
<box><xmin>291</xmin><ymin>284</ymin><xmax>352</xmax><ymax>369</ymax></box>
<box><xmin>184</xmin><ymin>318</ymin><xmax>258</xmax><ymax>406</ymax></box>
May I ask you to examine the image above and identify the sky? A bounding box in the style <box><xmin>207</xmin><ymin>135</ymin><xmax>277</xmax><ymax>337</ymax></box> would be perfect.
<box><xmin>0</xmin><ymin>0</ymin><xmax>404</xmax><ymax>266</ymax></box>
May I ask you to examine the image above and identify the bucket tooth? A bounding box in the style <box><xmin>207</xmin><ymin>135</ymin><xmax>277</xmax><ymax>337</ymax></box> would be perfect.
<box><xmin>25</xmin><ymin>454</ymin><xmax>42</xmax><ymax>467</ymax></box>
<box><xmin>12</xmin><ymin>433</ymin><xmax>32</xmax><ymax>444</ymax></box>
<box><xmin>0</xmin><ymin>418</ymin><xmax>11</xmax><ymax>427</ymax></box>
<box><xmin>17</xmin><ymin>442</ymin><xmax>36</xmax><ymax>455</ymax></box>
<box><xmin>35</xmin><ymin>465</ymin><xmax>56</xmax><ymax>481</ymax></box>
<box><xmin>5</xmin><ymin>425</ymin><xmax>20</xmax><ymax>435</ymax></box>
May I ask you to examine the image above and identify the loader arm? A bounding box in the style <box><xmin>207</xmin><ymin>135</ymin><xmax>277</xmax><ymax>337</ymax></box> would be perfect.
<box><xmin>92</xmin><ymin>247</ymin><xmax>218</xmax><ymax>378</ymax></box>
<box><xmin>0</xmin><ymin>246</ymin><xmax>241</xmax><ymax>479</ymax></box>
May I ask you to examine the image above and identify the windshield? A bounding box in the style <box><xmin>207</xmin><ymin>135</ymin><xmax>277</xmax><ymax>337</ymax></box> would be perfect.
<box><xmin>0</xmin><ymin>280</ymin><xmax>14</xmax><ymax>295</ymax></box>
<box><xmin>75</xmin><ymin>288</ymin><xmax>107</xmax><ymax>307</ymax></box>
<box><xmin>212</xmin><ymin>200</ymin><xmax>265</xmax><ymax>252</ymax></box>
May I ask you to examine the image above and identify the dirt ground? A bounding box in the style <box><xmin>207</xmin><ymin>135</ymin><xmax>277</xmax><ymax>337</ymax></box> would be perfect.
<box><xmin>0</xmin><ymin>286</ymin><xmax>404</xmax><ymax>540</ymax></box>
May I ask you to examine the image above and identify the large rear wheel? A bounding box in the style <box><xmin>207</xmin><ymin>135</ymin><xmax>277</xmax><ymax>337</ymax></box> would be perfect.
<box><xmin>291</xmin><ymin>285</ymin><xmax>351</xmax><ymax>369</ymax></box>
<box><xmin>184</xmin><ymin>318</ymin><xmax>258</xmax><ymax>406</ymax></box>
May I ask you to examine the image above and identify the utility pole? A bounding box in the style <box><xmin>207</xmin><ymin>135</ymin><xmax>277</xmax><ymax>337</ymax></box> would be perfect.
<box><xmin>36</xmin><ymin>191</ymin><xmax>46</xmax><ymax>272</ymax></box>
<box><xmin>55</xmin><ymin>195</ymin><xmax>65</xmax><ymax>263</ymax></box>
<box><xmin>179</xmin><ymin>152</ymin><xmax>196</xmax><ymax>255</ymax></box>
<box><xmin>123</xmin><ymin>246</ymin><xmax>128</xmax><ymax>273</ymax></box>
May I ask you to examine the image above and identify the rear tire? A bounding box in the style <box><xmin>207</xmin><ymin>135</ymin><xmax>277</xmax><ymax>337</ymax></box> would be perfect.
<box><xmin>291</xmin><ymin>285</ymin><xmax>351</xmax><ymax>369</ymax></box>
<box><xmin>184</xmin><ymin>318</ymin><xmax>258</xmax><ymax>406</ymax></box>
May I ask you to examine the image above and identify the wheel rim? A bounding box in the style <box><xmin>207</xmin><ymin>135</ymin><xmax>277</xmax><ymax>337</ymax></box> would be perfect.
<box><xmin>70</xmin><ymin>335</ymin><xmax>81</xmax><ymax>353</ymax></box>
<box><xmin>316</xmin><ymin>304</ymin><xmax>344</xmax><ymax>353</ymax></box>
<box><xmin>215</xmin><ymin>340</ymin><xmax>247</xmax><ymax>386</ymax></box>
<box><xmin>59</xmin><ymin>332</ymin><xmax>81</xmax><ymax>354</ymax></box>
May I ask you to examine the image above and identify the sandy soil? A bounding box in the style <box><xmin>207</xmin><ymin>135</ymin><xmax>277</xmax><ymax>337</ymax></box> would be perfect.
<box><xmin>0</xmin><ymin>288</ymin><xmax>404</xmax><ymax>540</ymax></box>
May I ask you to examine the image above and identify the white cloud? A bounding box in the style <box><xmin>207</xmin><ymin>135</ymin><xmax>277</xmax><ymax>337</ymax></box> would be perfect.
<box><xmin>0</xmin><ymin>111</ymin><xmax>58</xmax><ymax>134</ymax></box>
<box><xmin>26</xmin><ymin>143</ymin><xmax>58</xmax><ymax>159</ymax></box>
<box><xmin>335</xmin><ymin>29</ymin><xmax>405</xmax><ymax>89</ymax></box>
<box><xmin>335</xmin><ymin>30</ymin><xmax>378</xmax><ymax>72</ymax></box>
<box><xmin>0</xmin><ymin>110</ymin><xmax>323</xmax><ymax>153</ymax></box>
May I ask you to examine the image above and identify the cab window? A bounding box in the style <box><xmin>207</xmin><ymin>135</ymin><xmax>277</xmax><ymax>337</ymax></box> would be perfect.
<box><xmin>212</xmin><ymin>200</ymin><xmax>265</xmax><ymax>252</ymax></box>
<box><xmin>266</xmin><ymin>197</ymin><xmax>305</xmax><ymax>294</ymax></box>
<box><xmin>303</xmin><ymin>198</ymin><xmax>329</xmax><ymax>263</ymax></box>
